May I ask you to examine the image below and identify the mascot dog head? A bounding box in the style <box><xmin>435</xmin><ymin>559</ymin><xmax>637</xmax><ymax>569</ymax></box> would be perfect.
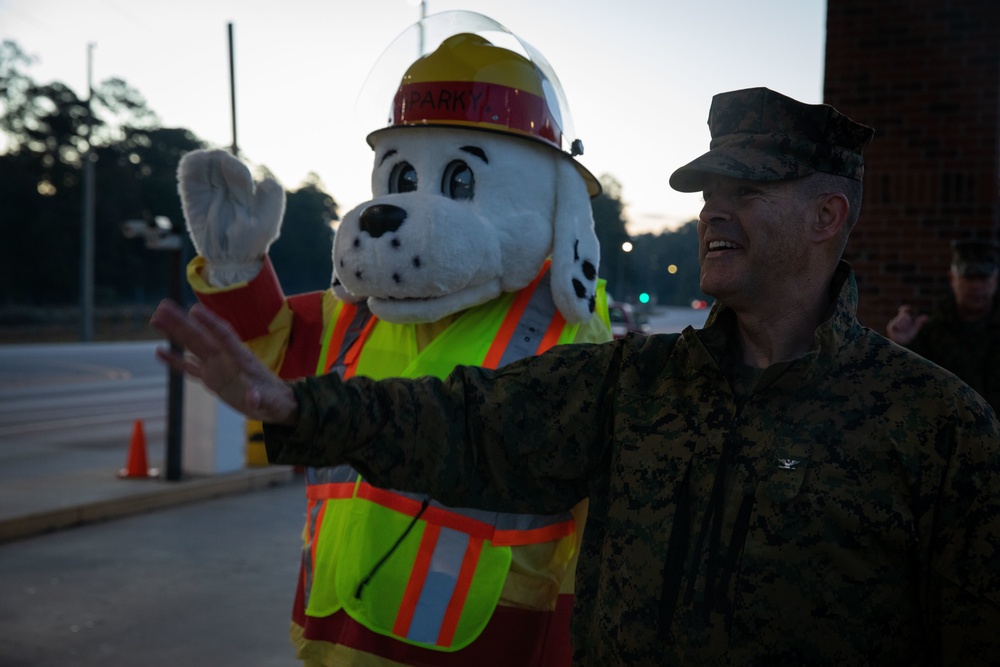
<box><xmin>332</xmin><ymin>32</ymin><xmax>601</xmax><ymax>325</ymax></box>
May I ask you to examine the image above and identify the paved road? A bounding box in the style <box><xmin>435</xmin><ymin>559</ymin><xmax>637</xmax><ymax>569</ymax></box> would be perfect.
<box><xmin>0</xmin><ymin>478</ymin><xmax>306</xmax><ymax>667</ymax></box>
<box><xmin>647</xmin><ymin>305</ymin><xmax>711</xmax><ymax>333</ymax></box>
<box><xmin>0</xmin><ymin>342</ymin><xmax>168</xmax><ymax>481</ymax></box>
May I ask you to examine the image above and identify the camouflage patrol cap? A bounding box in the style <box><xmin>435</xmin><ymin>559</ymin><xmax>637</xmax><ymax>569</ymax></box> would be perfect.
<box><xmin>669</xmin><ymin>87</ymin><xmax>875</xmax><ymax>192</ymax></box>
<box><xmin>951</xmin><ymin>239</ymin><xmax>1000</xmax><ymax>276</ymax></box>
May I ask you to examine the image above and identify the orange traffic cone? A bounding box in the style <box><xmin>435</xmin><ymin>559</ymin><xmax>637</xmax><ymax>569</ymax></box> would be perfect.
<box><xmin>118</xmin><ymin>419</ymin><xmax>159</xmax><ymax>479</ymax></box>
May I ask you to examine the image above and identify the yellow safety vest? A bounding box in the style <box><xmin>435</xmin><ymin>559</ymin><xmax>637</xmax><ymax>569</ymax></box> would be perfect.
<box><xmin>302</xmin><ymin>263</ymin><xmax>601</xmax><ymax>651</ymax></box>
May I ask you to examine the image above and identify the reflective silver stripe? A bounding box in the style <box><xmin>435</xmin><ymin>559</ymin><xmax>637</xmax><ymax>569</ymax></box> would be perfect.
<box><xmin>496</xmin><ymin>269</ymin><xmax>558</xmax><ymax>368</ymax></box>
<box><xmin>307</xmin><ymin>464</ymin><xmax>361</xmax><ymax>486</ymax></box>
<box><xmin>405</xmin><ymin>526</ymin><xmax>469</xmax><ymax>644</ymax></box>
<box><xmin>328</xmin><ymin>303</ymin><xmax>374</xmax><ymax>377</ymax></box>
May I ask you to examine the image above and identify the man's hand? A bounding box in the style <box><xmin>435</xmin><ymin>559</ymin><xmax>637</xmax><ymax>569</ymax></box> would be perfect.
<box><xmin>886</xmin><ymin>305</ymin><xmax>929</xmax><ymax>345</ymax></box>
<box><xmin>150</xmin><ymin>300</ymin><xmax>299</xmax><ymax>426</ymax></box>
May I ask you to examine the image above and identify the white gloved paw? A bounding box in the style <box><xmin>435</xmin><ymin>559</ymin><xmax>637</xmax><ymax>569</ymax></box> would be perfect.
<box><xmin>178</xmin><ymin>149</ymin><xmax>286</xmax><ymax>287</ymax></box>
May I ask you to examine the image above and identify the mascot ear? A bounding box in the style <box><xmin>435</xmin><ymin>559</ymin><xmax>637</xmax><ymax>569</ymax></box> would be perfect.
<box><xmin>550</xmin><ymin>159</ymin><xmax>601</xmax><ymax>324</ymax></box>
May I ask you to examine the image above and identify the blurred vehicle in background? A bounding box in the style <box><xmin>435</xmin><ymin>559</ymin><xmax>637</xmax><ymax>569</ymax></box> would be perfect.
<box><xmin>608</xmin><ymin>301</ymin><xmax>652</xmax><ymax>339</ymax></box>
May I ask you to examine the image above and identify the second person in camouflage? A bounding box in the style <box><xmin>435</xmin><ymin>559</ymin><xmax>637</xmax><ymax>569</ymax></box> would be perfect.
<box><xmin>886</xmin><ymin>239</ymin><xmax>1000</xmax><ymax>412</ymax></box>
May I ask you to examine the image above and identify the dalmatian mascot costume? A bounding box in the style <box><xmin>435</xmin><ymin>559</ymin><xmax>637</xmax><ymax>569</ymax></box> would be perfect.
<box><xmin>177</xmin><ymin>14</ymin><xmax>610</xmax><ymax>666</ymax></box>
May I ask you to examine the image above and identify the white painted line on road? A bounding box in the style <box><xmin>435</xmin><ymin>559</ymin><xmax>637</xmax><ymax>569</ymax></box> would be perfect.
<box><xmin>0</xmin><ymin>413</ymin><xmax>165</xmax><ymax>438</ymax></box>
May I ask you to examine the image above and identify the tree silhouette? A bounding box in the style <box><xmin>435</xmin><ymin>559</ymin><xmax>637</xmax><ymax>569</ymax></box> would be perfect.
<box><xmin>627</xmin><ymin>222</ymin><xmax>708</xmax><ymax>307</ymax></box>
<box><xmin>591</xmin><ymin>174</ymin><xmax>632</xmax><ymax>300</ymax></box>
<box><xmin>0</xmin><ymin>40</ymin><xmax>187</xmax><ymax>307</ymax></box>
<box><xmin>589</xmin><ymin>175</ymin><xmax>706</xmax><ymax>306</ymax></box>
<box><xmin>95</xmin><ymin>126</ymin><xmax>205</xmax><ymax>304</ymax></box>
<box><xmin>269</xmin><ymin>172</ymin><xmax>339</xmax><ymax>294</ymax></box>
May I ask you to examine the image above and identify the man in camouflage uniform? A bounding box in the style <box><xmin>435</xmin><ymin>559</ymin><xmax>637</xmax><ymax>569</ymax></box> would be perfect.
<box><xmin>153</xmin><ymin>87</ymin><xmax>1000</xmax><ymax>665</ymax></box>
<box><xmin>887</xmin><ymin>239</ymin><xmax>1000</xmax><ymax>411</ymax></box>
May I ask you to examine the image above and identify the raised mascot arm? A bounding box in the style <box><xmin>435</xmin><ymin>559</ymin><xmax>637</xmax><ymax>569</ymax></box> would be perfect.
<box><xmin>178</xmin><ymin>149</ymin><xmax>286</xmax><ymax>287</ymax></box>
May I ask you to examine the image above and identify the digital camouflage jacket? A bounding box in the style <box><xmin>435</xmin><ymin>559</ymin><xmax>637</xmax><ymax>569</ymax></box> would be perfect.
<box><xmin>266</xmin><ymin>262</ymin><xmax>1000</xmax><ymax>666</ymax></box>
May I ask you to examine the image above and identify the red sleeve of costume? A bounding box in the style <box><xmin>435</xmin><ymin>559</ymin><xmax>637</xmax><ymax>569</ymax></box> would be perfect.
<box><xmin>279</xmin><ymin>292</ymin><xmax>327</xmax><ymax>380</ymax></box>
<box><xmin>194</xmin><ymin>256</ymin><xmax>327</xmax><ymax>380</ymax></box>
<box><xmin>195</xmin><ymin>257</ymin><xmax>287</xmax><ymax>341</ymax></box>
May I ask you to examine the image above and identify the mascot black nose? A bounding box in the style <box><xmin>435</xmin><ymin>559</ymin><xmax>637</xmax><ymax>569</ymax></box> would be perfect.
<box><xmin>359</xmin><ymin>204</ymin><xmax>407</xmax><ymax>238</ymax></box>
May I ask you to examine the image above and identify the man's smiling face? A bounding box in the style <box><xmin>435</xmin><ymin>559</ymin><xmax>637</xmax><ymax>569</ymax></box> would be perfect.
<box><xmin>697</xmin><ymin>175</ymin><xmax>816</xmax><ymax>310</ymax></box>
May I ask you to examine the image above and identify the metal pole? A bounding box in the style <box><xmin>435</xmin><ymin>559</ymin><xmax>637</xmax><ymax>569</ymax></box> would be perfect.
<box><xmin>165</xmin><ymin>245</ymin><xmax>184</xmax><ymax>481</ymax></box>
<box><xmin>79</xmin><ymin>43</ymin><xmax>96</xmax><ymax>341</ymax></box>
<box><xmin>418</xmin><ymin>1</ymin><xmax>427</xmax><ymax>55</ymax></box>
<box><xmin>616</xmin><ymin>255</ymin><xmax>623</xmax><ymax>302</ymax></box>
<box><xmin>228</xmin><ymin>23</ymin><xmax>238</xmax><ymax>155</ymax></box>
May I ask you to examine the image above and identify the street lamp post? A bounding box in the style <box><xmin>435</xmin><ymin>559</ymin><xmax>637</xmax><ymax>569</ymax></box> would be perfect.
<box><xmin>79</xmin><ymin>43</ymin><xmax>96</xmax><ymax>342</ymax></box>
<box><xmin>406</xmin><ymin>0</ymin><xmax>428</xmax><ymax>54</ymax></box>
<box><xmin>617</xmin><ymin>240</ymin><xmax>633</xmax><ymax>302</ymax></box>
<box><xmin>419</xmin><ymin>0</ymin><xmax>427</xmax><ymax>54</ymax></box>
<box><xmin>122</xmin><ymin>216</ymin><xmax>185</xmax><ymax>481</ymax></box>
<box><xmin>228</xmin><ymin>22</ymin><xmax>238</xmax><ymax>156</ymax></box>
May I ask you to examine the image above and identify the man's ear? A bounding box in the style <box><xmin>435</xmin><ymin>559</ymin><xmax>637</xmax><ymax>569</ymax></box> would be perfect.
<box><xmin>813</xmin><ymin>192</ymin><xmax>850</xmax><ymax>242</ymax></box>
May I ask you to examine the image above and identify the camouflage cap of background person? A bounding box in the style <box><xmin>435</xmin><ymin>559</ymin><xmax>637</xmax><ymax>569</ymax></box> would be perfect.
<box><xmin>669</xmin><ymin>87</ymin><xmax>875</xmax><ymax>192</ymax></box>
<box><xmin>951</xmin><ymin>239</ymin><xmax>1000</xmax><ymax>277</ymax></box>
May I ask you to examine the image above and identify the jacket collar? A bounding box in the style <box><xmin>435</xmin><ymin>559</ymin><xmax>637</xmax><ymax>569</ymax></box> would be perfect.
<box><xmin>695</xmin><ymin>260</ymin><xmax>861</xmax><ymax>389</ymax></box>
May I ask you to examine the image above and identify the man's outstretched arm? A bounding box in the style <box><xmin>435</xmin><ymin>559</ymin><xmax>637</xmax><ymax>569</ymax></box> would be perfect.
<box><xmin>152</xmin><ymin>297</ymin><xmax>613</xmax><ymax>513</ymax></box>
<box><xmin>150</xmin><ymin>299</ymin><xmax>300</xmax><ymax>426</ymax></box>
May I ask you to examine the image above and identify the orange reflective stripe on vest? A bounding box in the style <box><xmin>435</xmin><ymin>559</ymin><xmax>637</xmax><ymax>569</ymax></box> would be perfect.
<box><xmin>360</xmin><ymin>482</ymin><xmax>575</xmax><ymax>546</ymax></box>
<box><xmin>306</xmin><ymin>465</ymin><xmax>360</xmax><ymax>500</ymax></box>
<box><xmin>317</xmin><ymin>301</ymin><xmax>376</xmax><ymax>379</ymax></box>
<box><xmin>393</xmin><ymin>524</ymin><xmax>485</xmax><ymax>646</ymax></box>
<box><xmin>302</xmin><ymin>466</ymin><xmax>361</xmax><ymax>610</ymax></box>
<box><xmin>483</xmin><ymin>259</ymin><xmax>565</xmax><ymax>368</ymax></box>
<box><xmin>357</xmin><ymin>480</ymin><xmax>576</xmax><ymax>546</ymax></box>
<box><xmin>302</xmin><ymin>493</ymin><xmax>325</xmax><ymax>609</ymax></box>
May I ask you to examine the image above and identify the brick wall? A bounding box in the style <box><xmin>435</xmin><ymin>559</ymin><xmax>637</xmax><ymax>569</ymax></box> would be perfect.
<box><xmin>824</xmin><ymin>0</ymin><xmax>1000</xmax><ymax>329</ymax></box>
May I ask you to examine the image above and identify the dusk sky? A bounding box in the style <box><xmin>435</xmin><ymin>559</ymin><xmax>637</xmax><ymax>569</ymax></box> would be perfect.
<box><xmin>1</xmin><ymin>0</ymin><xmax>827</xmax><ymax>233</ymax></box>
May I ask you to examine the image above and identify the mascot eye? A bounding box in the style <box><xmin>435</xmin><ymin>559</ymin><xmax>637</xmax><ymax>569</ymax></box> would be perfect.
<box><xmin>389</xmin><ymin>162</ymin><xmax>417</xmax><ymax>193</ymax></box>
<box><xmin>442</xmin><ymin>160</ymin><xmax>474</xmax><ymax>200</ymax></box>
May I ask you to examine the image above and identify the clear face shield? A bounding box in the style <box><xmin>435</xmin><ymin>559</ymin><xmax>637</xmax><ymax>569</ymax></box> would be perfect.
<box><xmin>355</xmin><ymin>10</ymin><xmax>585</xmax><ymax>159</ymax></box>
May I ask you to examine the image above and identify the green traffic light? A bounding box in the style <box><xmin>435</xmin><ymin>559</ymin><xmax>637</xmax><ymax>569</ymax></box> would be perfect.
<box><xmin>638</xmin><ymin>292</ymin><xmax>650</xmax><ymax>304</ymax></box>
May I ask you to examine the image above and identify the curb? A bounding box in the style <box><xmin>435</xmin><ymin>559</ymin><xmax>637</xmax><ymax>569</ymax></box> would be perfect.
<box><xmin>0</xmin><ymin>466</ymin><xmax>296</xmax><ymax>544</ymax></box>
